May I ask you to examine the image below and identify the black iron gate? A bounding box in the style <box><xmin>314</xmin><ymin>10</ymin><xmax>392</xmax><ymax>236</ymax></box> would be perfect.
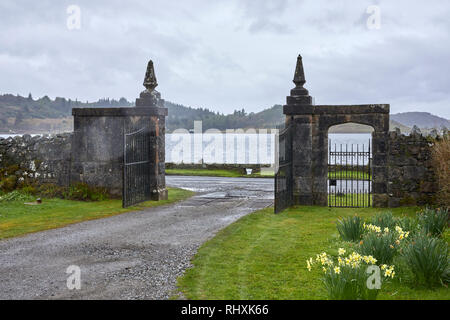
<box><xmin>123</xmin><ymin>127</ymin><xmax>151</xmax><ymax>208</ymax></box>
<box><xmin>328</xmin><ymin>141</ymin><xmax>372</xmax><ymax>208</ymax></box>
<box><xmin>274</xmin><ymin>125</ymin><xmax>293</xmax><ymax>213</ymax></box>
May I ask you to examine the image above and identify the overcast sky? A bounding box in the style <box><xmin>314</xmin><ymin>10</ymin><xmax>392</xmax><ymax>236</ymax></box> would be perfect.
<box><xmin>0</xmin><ymin>0</ymin><xmax>449</xmax><ymax>118</ymax></box>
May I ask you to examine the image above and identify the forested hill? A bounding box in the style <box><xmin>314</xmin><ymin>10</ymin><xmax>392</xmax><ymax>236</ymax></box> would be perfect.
<box><xmin>0</xmin><ymin>93</ymin><xmax>448</xmax><ymax>134</ymax></box>
<box><xmin>0</xmin><ymin>93</ymin><xmax>284</xmax><ymax>132</ymax></box>
<box><xmin>0</xmin><ymin>93</ymin><xmax>132</xmax><ymax>120</ymax></box>
<box><xmin>165</xmin><ymin>101</ymin><xmax>284</xmax><ymax>131</ymax></box>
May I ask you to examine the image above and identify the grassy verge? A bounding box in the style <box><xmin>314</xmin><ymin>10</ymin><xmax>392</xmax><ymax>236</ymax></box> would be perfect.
<box><xmin>167</xmin><ymin>168</ymin><xmax>370</xmax><ymax>180</ymax></box>
<box><xmin>177</xmin><ymin>206</ymin><xmax>450</xmax><ymax>300</ymax></box>
<box><xmin>166</xmin><ymin>168</ymin><xmax>274</xmax><ymax>178</ymax></box>
<box><xmin>0</xmin><ymin>187</ymin><xmax>194</xmax><ymax>240</ymax></box>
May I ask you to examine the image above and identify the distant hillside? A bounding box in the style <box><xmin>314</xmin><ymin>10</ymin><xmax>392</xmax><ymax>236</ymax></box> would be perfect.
<box><xmin>0</xmin><ymin>93</ymin><xmax>285</xmax><ymax>133</ymax></box>
<box><xmin>165</xmin><ymin>102</ymin><xmax>284</xmax><ymax>132</ymax></box>
<box><xmin>0</xmin><ymin>93</ymin><xmax>132</xmax><ymax>133</ymax></box>
<box><xmin>391</xmin><ymin>112</ymin><xmax>450</xmax><ymax>129</ymax></box>
<box><xmin>0</xmin><ymin>93</ymin><xmax>447</xmax><ymax>134</ymax></box>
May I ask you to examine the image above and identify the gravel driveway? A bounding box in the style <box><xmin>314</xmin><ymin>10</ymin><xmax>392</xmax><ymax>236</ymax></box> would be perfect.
<box><xmin>0</xmin><ymin>176</ymin><xmax>273</xmax><ymax>299</ymax></box>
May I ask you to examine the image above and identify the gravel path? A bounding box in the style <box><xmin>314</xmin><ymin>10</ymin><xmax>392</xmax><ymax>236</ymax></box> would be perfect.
<box><xmin>0</xmin><ymin>176</ymin><xmax>273</xmax><ymax>299</ymax></box>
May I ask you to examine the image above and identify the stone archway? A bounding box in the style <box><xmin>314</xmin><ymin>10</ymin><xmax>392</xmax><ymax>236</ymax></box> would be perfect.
<box><xmin>282</xmin><ymin>55</ymin><xmax>389</xmax><ymax>207</ymax></box>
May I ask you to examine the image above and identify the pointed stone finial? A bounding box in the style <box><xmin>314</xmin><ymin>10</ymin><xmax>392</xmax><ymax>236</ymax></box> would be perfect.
<box><xmin>143</xmin><ymin>60</ymin><xmax>158</xmax><ymax>91</ymax></box>
<box><xmin>286</xmin><ymin>54</ymin><xmax>312</xmax><ymax>105</ymax></box>
<box><xmin>293</xmin><ymin>54</ymin><xmax>306</xmax><ymax>88</ymax></box>
<box><xmin>136</xmin><ymin>60</ymin><xmax>163</xmax><ymax>107</ymax></box>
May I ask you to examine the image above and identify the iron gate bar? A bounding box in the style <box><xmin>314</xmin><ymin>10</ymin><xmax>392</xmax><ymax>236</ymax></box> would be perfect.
<box><xmin>274</xmin><ymin>124</ymin><xmax>293</xmax><ymax>214</ymax></box>
<box><xmin>123</xmin><ymin>126</ymin><xmax>152</xmax><ymax>208</ymax></box>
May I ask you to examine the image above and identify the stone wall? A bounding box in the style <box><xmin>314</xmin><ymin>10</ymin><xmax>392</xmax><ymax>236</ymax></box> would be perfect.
<box><xmin>0</xmin><ymin>133</ymin><xmax>72</xmax><ymax>188</ymax></box>
<box><xmin>0</xmin><ymin>119</ymin><xmax>167</xmax><ymax>200</ymax></box>
<box><xmin>71</xmin><ymin>107</ymin><xmax>167</xmax><ymax>199</ymax></box>
<box><xmin>387</xmin><ymin>129</ymin><xmax>437</xmax><ymax>207</ymax></box>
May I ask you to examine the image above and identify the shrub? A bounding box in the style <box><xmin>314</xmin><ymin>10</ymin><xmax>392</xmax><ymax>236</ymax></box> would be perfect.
<box><xmin>20</xmin><ymin>185</ymin><xmax>37</xmax><ymax>195</ymax></box>
<box><xmin>0</xmin><ymin>175</ymin><xmax>18</xmax><ymax>193</ymax></box>
<box><xmin>307</xmin><ymin>251</ymin><xmax>394</xmax><ymax>300</ymax></box>
<box><xmin>370</xmin><ymin>211</ymin><xmax>398</xmax><ymax>230</ymax></box>
<box><xmin>63</xmin><ymin>183</ymin><xmax>109</xmax><ymax>201</ymax></box>
<box><xmin>36</xmin><ymin>183</ymin><xmax>67</xmax><ymax>199</ymax></box>
<box><xmin>432</xmin><ymin>134</ymin><xmax>450</xmax><ymax>207</ymax></box>
<box><xmin>402</xmin><ymin>233</ymin><xmax>449</xmax><ymax>287</ymax></box>
<box><xmin>336</xmin><ymin>216</ymin><xmax>364</xmax><ymax>242</ymax></box>
<box><xmin>418</xmin><ymin>207</ymin><xmax>448</xmax><ymax>237</ymax></box>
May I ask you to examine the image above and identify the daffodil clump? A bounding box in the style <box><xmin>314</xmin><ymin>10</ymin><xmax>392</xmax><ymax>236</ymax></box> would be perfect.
<box><xmin>395</xmin><ymin>226</ymin><xmax>410</xmax><ymax>241</ymax></box>
<box><xmin>307</xmin><ymin>249</ymin><xmax>386</xmax><ymax>273</ymax></box>
<box><xmin>380</xmin><ymin>264</ymin><xmax>396</xmax><ymax>279</ymax></box>
<box><xmin>359</xmin><ymin>223</ymin><xmax>410</xmax><ymax>264</ymax></box>
<box><xmin>363</xmin><ymin>223</ymin><xmax>410</xmax><ymax>241</ymax></box>
<box><xmin>306</xmin><ymin>249</ymin><xmax>395</xmax><ymax>300</ymax></box>
<box><xmin>363</xmin><ymin>222</ymin><xmax>382</xmax><ymax>233</ymax></box>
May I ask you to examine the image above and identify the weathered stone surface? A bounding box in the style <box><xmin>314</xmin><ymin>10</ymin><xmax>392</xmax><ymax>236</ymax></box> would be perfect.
<box><xmin>71</xmin><ymin>107</ymin><xmax>167</xmax><ymax>198</ymax></box>
<box><xmin>0</xmin><ymin>133</ymin><xmax>72</xmax><ymax>187</ymax></box>
<box><xmin>386</xmin><ymin>132</ymin><xmax>437</xmax><ymax>207</ymax></box>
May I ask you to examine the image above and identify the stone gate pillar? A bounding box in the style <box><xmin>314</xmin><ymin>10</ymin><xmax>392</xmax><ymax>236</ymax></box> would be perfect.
<box><xmin>71</xmin><ymin>60</ymin><xmax>168</xmax><ymax>200</ymax></box>
<box><xmin>283</xmin><ymin>55</ymin><xmax>316</xmax><ymax>205</ymax></box>
<box><xmin>283</xmin><ymin>54</ymin><xmax>389</xmax><ymax>207</ymax></box>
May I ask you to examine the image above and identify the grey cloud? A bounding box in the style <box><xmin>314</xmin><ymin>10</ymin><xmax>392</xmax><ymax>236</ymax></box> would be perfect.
<box><xmin>0</xmin><ymin>0</ymin><xmax>449</xmax><ymax>118</ymax></box>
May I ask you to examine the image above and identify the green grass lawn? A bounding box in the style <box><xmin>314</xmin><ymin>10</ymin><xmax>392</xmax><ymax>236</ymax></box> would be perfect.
<box><xmin>328</xmin><ymin>193</ymin><xmax>372</xmax><ymax>207</ymax></box>
<box><xmin>0</xmin><ymin>187</ymin><xmax>194</xmax><ymax>240</ymax></box>
<box><xmin>177</xmin><ymin>206</ymin><xmax>450</xmax><ymax>300</ymax></box>
<box><xmin>328</xmin><ymin>170</ymin><xmax>371</xmax><ymax>180</ymax></box>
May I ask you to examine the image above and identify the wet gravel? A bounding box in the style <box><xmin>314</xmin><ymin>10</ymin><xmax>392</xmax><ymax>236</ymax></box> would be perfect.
<box><xmin>0</xmin><ymin>176</ymin><xmax>273</xmax><ymax>299</ymax></box>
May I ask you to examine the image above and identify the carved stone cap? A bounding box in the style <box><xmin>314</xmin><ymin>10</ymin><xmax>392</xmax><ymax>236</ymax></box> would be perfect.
<box><xmin>72</xmin><ymin>107</ymin><xmax>168</xmax><ymax>117</ymax></box>
<box><xmin>283</xmin><ymin>104</ymin><xmax>390</xmax><ymax>115</ymax></box>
